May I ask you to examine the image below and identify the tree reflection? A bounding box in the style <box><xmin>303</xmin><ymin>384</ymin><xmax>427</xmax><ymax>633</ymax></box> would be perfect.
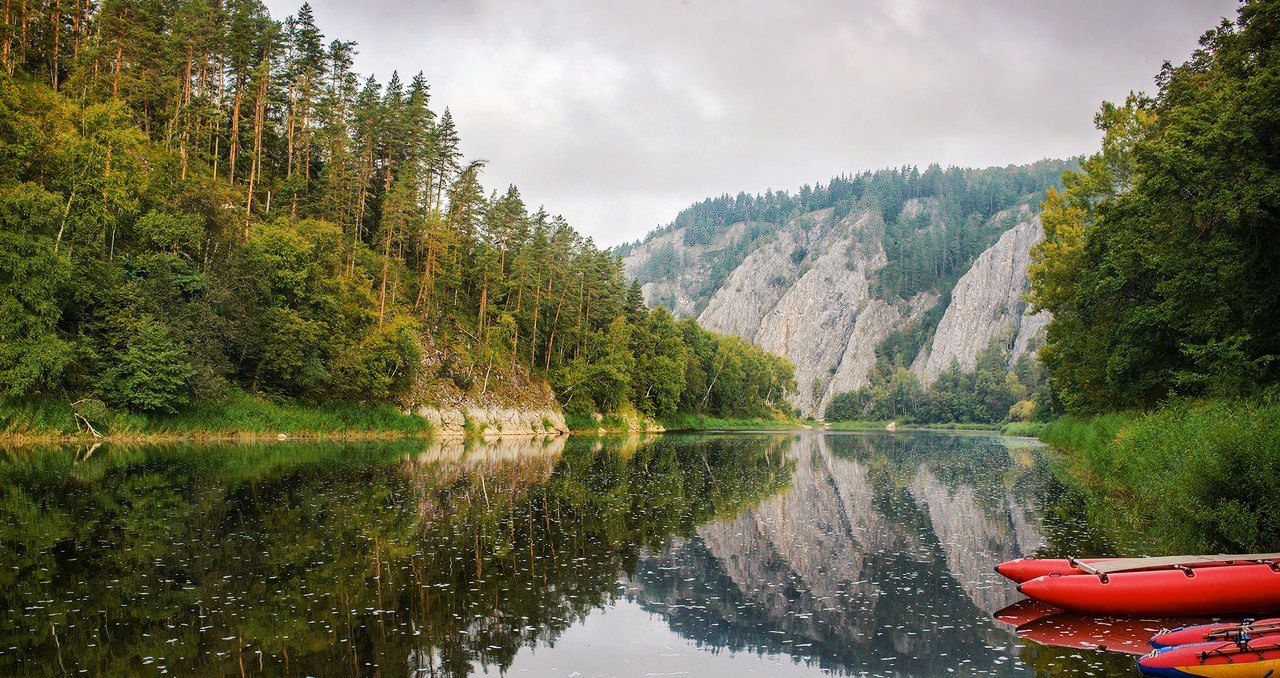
<box><xmin>0</xmin><ymin>434</ymin><xmax>792</xmax><ymax>676</ymax></box>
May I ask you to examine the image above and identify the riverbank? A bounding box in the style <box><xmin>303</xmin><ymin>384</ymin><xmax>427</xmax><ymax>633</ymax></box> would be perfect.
<box><xmin>1038</xmin><ymin>393</ymin><xmax>1280</xmax><ymax>554</ymax></box>
<box><xmin>0</xmin><ymin>392</ymin><xmax>435</xmax><ymax>445</ymax></box>
<box><xmin>823</xmin><ymin>420</ymin><xmax>1006</xmax><ymax>432</ymax></box>
<box><xmin>564</xmin><ymin>408</ymin><xmax>804</xmax><ymax>434</ymax></box>
<box><xmin>1</xmin><ymin>392</ymin><xmax>800</xmax><ymax>445</ymax></box>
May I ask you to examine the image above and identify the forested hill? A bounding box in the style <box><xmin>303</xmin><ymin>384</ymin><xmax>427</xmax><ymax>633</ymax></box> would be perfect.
<box><xmin>620</xmin><ymin>162</ymin><xmax>1072</xmax><ymax>418</ymax></box>
<box><xmin>0</xmin><ymin>1</ymin><xmax>795</xmax><ymax>428</ymax></box>
<box><xmin>616</xmin><ymin>162</ymin><xmax>1071</xmax><ymax>316</ymax></box>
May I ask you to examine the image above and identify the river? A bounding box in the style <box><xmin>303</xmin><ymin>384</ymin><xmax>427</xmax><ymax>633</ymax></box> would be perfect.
<box><xmin>0</xmin><ymin>431</ymin><xmax>1147</xmax><ymax>676</ymax></box>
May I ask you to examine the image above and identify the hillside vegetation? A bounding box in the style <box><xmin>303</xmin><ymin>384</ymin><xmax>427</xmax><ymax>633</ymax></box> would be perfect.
<box><xmin>1030</xmin><ymin>0</ymin><xmax>1280</xmax><ymax>553</ymax></box>
<box><xmin>618</xmin><ymin>161</ymin><xmax>1071</xmax><ymax>314</ymax></box>
<box><xmin>1040</xmin><ymin>394</ymin><xmax>1280</xmax><ymax>553</ymax></box>
<box><xmin>0</xmin><ymin>1</ymin><xmax>794</xmax><ymax>437</ymax></box>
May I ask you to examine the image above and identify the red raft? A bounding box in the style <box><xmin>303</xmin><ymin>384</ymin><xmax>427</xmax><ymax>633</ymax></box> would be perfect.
<box><xmin>1149</xmin><ymin>617</ymin><xmax>1278</xmax><ymax>648</ymax></box>
<box><xmin>1017</xmin><ymin>554</ymin><xmax>1280</xmax><ymax>617</ymax></box>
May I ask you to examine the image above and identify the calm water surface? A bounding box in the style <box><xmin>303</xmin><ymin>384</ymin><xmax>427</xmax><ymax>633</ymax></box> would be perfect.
<box><xmin>0</xmin><ymin>431</ymin><xmax>1141</xmax><ymax>676</ymax></box>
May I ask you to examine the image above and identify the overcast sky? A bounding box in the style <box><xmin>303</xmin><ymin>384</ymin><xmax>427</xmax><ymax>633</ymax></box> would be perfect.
<box><xmin>264</xmin><ymin>0</ymin><xmax>1236</xmax><ymax>246</ymax></box>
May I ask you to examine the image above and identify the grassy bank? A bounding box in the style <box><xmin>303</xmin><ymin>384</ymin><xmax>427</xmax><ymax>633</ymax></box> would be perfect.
<box><xmin>0</xmin><ymin>391</ymin><xmax>432</xmax><ymax>443</ymax></box>
<box><xmin>658</xmin><ymin>413</ymin><xmax>803</xmax><ymax>432</ymax></box>
<box><xmin>999</xmin><ymin>421</ymin><xmax>1046</xmax><ymax>437</ymax></box>
<box><xmin>825</xmin><ymin>420</ymin><xmax>1002</xmax><ymax>432</ymax></box>
<box><xmin>564</xmin><ymin>409</ymin><xmax>804</xmax><ymax>433</ymax></box>
<box><xmin>1039</xmin><ymin>394</ymin><xmax>1280</xmax><ymax>554</ymax></box>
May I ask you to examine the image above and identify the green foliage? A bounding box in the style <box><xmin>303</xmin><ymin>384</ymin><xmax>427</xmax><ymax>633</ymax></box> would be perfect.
<box><xmin>0</xmin><ymin>183</ymin><xmax>73</xmax><ymax>397</ymax></box>
<box><xmin>999</xmin><ymin>421</ymin><xmax>1046</xmax><ymax>437</ymax></box>
<box><xmin>826</xmin><ymin>340</ymin><xmax>1051</xmax><ymax>425</ymax></box>
<box><xmin>98</xmin><ymin>316</ymin><xmax>194</xmax><ymax>413</ymax></box>
<box><xmin>1041</xmin><ymin>392</ymin><xmax>1280</xmax><ymax>553</ymax></box>
<box><xmin>0</xmin><ymin>397</ymin><xmax>79</xmax><ymax>435</ymax></box>
<box><xmin>657</xmin><ymin>413</ymin><xmax>799</xmax><ymax>431</ymax></box>
<box><xmin>873</xmin><ymin>297</ymin><xmax>946</xmax><ymax>372</ymax></box>
<box><xmin>0</xmin><ymin>390</ymin><xmax>432</xmax><ymax>437</ymax></box>
<box><xmin>1030</xmin><ymin>0</ymin><xmax>1280</xmax><ymax>412</ymax></box>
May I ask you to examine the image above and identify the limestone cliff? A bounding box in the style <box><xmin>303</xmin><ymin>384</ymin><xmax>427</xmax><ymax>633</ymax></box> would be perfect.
<box><xmin>621</xmin><ymin>220</ymin><xmax>756</xmax><ymax>319</ymax></box>
<box><xmin>631</xmin><ymin>204</ymin><xmax>937</xmax><ymax>416</ymax></box>
<box><xmin>409</xmin><ymin>336</ymin><xmax>569</xmax><ymax>436</ymax></box>
<box><xmin>912</xmin><ymin>212</ymin><xmax>1048</xmax><ymax>387</ymax></box>
<box><xmin>623</xmin><ymin>197</ymin><xmax>1051</xmax><ymax>417</ymax></box>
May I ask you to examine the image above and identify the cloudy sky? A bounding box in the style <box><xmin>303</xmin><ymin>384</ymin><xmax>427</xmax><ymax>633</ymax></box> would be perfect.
<box><xmin>264</xmin><ymin>0</ymin><xmax>1235</xmax><ymax>246</ymax></box>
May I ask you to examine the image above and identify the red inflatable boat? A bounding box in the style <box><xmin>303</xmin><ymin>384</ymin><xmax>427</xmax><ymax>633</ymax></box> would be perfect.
<box><xmin>1148</xmin><ymin>617</ymin><xmax>1277</xmax><ymax>648</ymax></box>
<box><xmin>1018</xmin><ymin>555</ymin><xmax>1280</xmax><ymax>616</ymax></box>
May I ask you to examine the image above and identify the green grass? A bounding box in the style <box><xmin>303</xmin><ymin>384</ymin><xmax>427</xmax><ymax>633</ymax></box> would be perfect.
<box><xmin>824</xmin><ymin>420</ymin><xmax>887</xmax><ymax>430</ymax></box>
<box><xmin>658</xmin><ymin>413</ymin><xmax>802</xmax><ymax>432</ymax></box>
<box><xmin>1</xmin><ymin>390</ymin><xmax>432</xmax><ymax>439</ymax></box>
<box><xmin>564</xmin><ymin>413</ymin><xmax>600</xmax><ymax>432</ymax></box>
<box><xmin>0</xmin><ymin>396</ymin><xmax>80</xmax><ymax>435</ymax></box>
<box><xmin>999</xmin><ymin>421</ymin><xmax>1047</xmax><ymax>437</ymax></box>
<box><xmin>1040</xmin><ymin>393</ymin><xmax>1280</xmax><ymax>554</ymax></box>
<box><xmin>825</xmin><ymin>420</ymin><xmax>1000</xmax><ymax>431</ymax></box>
<box><xmin>565</xmin><ymin>410</ymin><xmax>802</xmax><ymax>433</ymax></box>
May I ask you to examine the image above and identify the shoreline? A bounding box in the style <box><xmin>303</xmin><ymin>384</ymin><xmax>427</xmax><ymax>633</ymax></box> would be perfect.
<box><xmin>2</xmin><ymin>417</ymin><xmax>1035</xmax><ymax>447</ymax></box>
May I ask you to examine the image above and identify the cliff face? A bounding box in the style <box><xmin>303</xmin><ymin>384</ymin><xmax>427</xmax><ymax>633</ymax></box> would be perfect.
<box><xmin>622</xmin><ymin>200</ymin><xmax>1049</xmax><ymax>417</ymax></box>
<box><xmin>621</xmin><ymin>220</ymin><xmax>756</xmax><ymax>319</ymax></box>
<box><xmin>912</xmin><ymin>210</ymin><xmax>1048</xmax><ymax>387</ymax></box>
<box><xmin>643</xmin><ymin>204</ymin><xmax>936</xmax><ymax>415</ymax></box>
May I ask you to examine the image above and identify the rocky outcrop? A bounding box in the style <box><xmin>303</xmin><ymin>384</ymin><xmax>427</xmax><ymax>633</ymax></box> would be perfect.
<box><xmin>411</xmin><ymin>404</ymin><xmax>568</xmax><ymax>437</ymax></box>
<box><xmin>820</xmin><ymin>294</ymin><xmax>936</xmax><ymax>414</ymax></box>
<box><xmin>623</xmin><ymin>196</ymin><xmax>1052</xmax><ymax>418</ymax></box>
<box><xmin>697</xmin><ymin>210</ymin><xmax>825</xmax><ymax>339</ymax></box>
<box><xmin>622</xmin><ymin>220</ymin><xmax>754</xmax><ymax>319</ymax></box>
<box><xmin>689</xmin><ymin>206</ymin><xmax>936</xmax><ymax>416</ymax></box>
<box><xmin>912</xmin><ymin>213</ymin><xmax>1048</xmax><ymax>386</ymax></box>
<box><xmin>570</xmin><ymin>410</ymin><xmax>665</xmax><ymax>434</ymax></box>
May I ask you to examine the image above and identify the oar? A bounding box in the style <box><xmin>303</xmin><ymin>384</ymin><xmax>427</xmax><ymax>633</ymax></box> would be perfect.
<box><xmin>1206</xmin><ymin>622</ymin><xmax>1280</xmax><ymax>640</ymax></box>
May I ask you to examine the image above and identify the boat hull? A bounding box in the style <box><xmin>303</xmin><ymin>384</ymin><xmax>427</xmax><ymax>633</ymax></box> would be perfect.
<box><xmin>1149</xmin><ymin>618</ymin><xmax>1272</xmax><ymax>648</ymax></box>
<box><xmin>1138</xmin><ymin>636</ymin><xmax>1280</xmax><ymax>677</ymax></box>
<box><xmin>1018</xmin><ymin>563</ymin><xmax>1280</xmax><ymax>616</ymax></box>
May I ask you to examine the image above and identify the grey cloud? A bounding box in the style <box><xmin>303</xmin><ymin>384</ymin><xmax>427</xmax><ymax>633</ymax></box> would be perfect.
<box><xmin>266</xmin><ymin>0</ymin><xmax>1236</xmax><ymax>245</ymax></box>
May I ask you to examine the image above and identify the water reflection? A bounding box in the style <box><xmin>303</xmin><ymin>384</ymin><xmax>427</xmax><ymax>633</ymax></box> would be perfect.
<box><xmin>0</xmin><ymin>431</ymin><xmax>1139</xmax><ymax>676</ymax></box>
<box><xmin>622</xmin><ymin>432</ymin><xmax>1117</xmax><ymax>676</ymax></box>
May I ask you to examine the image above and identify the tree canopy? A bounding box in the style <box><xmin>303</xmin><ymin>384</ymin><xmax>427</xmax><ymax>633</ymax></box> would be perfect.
<box><xmin>1029</xmin><ymin>0</ymin><xmax>1280</xmax><ymax>413</ymax></box>
<box><xmin>0</xmin><ymin>0</ymin><xmax>793</xmax><ymax>421</ymax></box>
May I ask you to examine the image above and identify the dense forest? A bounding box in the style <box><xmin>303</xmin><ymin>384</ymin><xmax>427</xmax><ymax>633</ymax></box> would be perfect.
<box><xmin>0</xmin><ymin>1</ymin><xmax>795</xmax><ymax>428</ymax></box>
<box><xmin>1029</xmin><ymin>0</ymin><xmax>1280</xmax><ymax>414</ymax></box>
<box><xmin>825</xmin><ymin>339</ymin><xmax>1050</xmax><ymax>425</ymax></box>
